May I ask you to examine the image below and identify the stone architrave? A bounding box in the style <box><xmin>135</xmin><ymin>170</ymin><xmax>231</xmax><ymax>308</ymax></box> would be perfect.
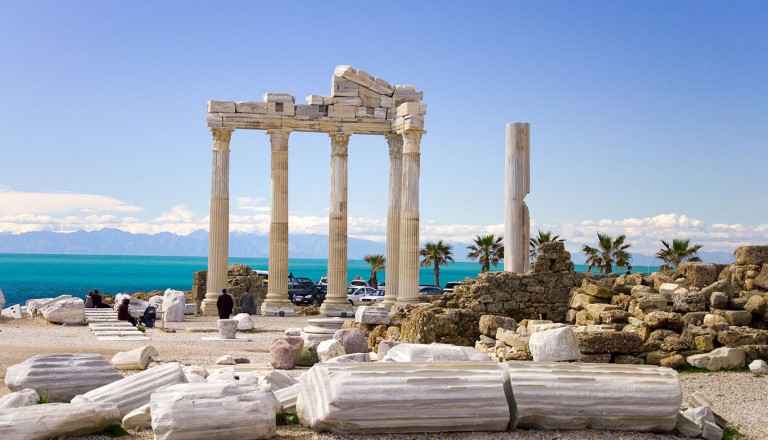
<box><xmin>202</xmin><ymin>128</ymin><xmax>234</xmax><ymax>316</ymax></box>
<box><xmin>396</xmin><ymin>131</ymin><xmax>423</xmax><ymax>305</ymax></box>
<box><xmin>382</xmin><ymin>134</ymin><xmax>403</xmax><ymax>308</ymax></box>
<box><xmin>71</xmin><ymin>362</ymin><xmax>187</xmax><ymax>418</ymax></box>
<box><xmin>506</xmin><ymin>361</ymin><xmax>681</xmax><ymax>431</ymax></box>
<box><xmin>504</xmin><ymin>122</ymin><xmax>530</xmax><ymax>274</ymax></box>
<box><xmin>5</xmin><ymin>354</ymin><xmax>123</xmax><ymax>402</ymax></box>
<box><xmin>150</xmin><ymin>382</ymin><xmax>279</xmax><ymax>440</ymax></box>
<box><xmin>296</xmin><ymin>362</ymin><xmax>510</xmax><ymax>434</ymax></box>
<box><xmin>0</xmin><ymin>402</ymin><xmax>121</xmax><ymax>439</ymax></box>
<box><xmin>262</xmin><ymin>129</ymin><xmax>294</xmax><ymax>316</ymax></box>
<box><xmin>321</xmin><ymin>133</ymin><xmax>354</xmax><ymax>317</ymax></box>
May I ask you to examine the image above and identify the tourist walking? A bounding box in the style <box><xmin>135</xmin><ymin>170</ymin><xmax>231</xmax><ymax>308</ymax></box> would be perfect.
<box><xmin>216</xmin><ymin>288</ymin><xmax>233</xmax><ymax>319</ymax></box>
<box><xmin>117</xmin><ymin>298</ymin><xmax>137</xmax><ymax>326</ymax></box>
<box><xmin>239</xmin><ymin>289</ymin><xmax>256</xmax><ymax>315</ymax></box>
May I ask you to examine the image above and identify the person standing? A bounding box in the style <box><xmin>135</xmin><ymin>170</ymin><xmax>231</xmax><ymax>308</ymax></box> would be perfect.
<box><xmin>239</xmin><ymin>289</ymin><xmax>256</xmax><ymax>315</ymax></box>
<box><xmin>216</xmin><ymin>288</ymin><xmax>233</xmax><ymax>319</ymax></box>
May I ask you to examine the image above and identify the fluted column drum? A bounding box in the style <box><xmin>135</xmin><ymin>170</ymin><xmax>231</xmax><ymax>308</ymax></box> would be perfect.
<box><xmin>202</xmin><ymin>128</ymin><xmax>233</xmax><ymax>315</ymax></box>
<box><xmin>321</xmin><ymin>133</ymin><xmax>353</xmax><ymax>316</ymax></box>
<box><xmin>382</xmin><ymin>134</ymin><xmax>403</xmax><ymax>308</ymax></box>
<box><xmin>504</xmin><ymin>122</ymin><xmax>530</xmax><ymax>274</ymax></box>
<box><xmin>396</xmin><ymin>131</ymin><xmax>422</xmax><ymax>305</ymax></box>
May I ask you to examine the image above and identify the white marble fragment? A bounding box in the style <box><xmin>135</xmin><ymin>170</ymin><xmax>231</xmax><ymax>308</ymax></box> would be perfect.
<box><xmin>233</xmin><ymin>312</ymin><xmax>254</xmax><ymax>330</ymax></box>
<box><xmin>379</xmin><ymin>343</ymin><xmax>492</xmax><ymax>363</ymax></box>
<box><xmin>71</xmin><ymin>362</ymin><xmax>187</xmax><ymax>418</ymax></box>
<box><xmin>122</xmin><ymin>403</ymin><xmax>152</xmax><ymax>430</ymax></box>
<box><xmin>40</xmin><ymin>297</ymin><xmax>85</xmax><ymax>325</ymax></box>
<box><xmin>151</xmin><ymin>382</ymin><xmax>279</xmax><ymax>440</ymax></box>
<box><xmin>5</xmin><ymin>353</ymin><xmax>123</xmax><ymax>402</ymax></box>
<box><xmin>259</xmin><ymin>369</ymin><xmax>298</xmax><ymax>391</ymax></box>
<box><xmin>506</xmin><ymin>362</ymin><xmax>681</xmax><ymax>432</ymax></box>
<box><xmin>317</xmin><ymin>339</ymin><xmax>346</xmax><ymax>363</ymax></box>
<box><xmin>528</xmin><ymin>326</ymin><xmax>581</xmax><ymax>362</ymax></box>
<box><xmin>274</xmin><ymin>383</ymin><xmax>300</xmax><ymax>411</ymax></box>
<box><xmin>217</xmin><ymin>319</ymin><xmax>238</xmax><ymax>339</ymax></box>
<box><xmin>687</xmin><ymin>347</ymin><xmax>746</xmax><ymax>371</ymax></box>
<box><xmin>0</xmin><ymin>388</ymin><xmax>38</xmax><ymax>409</ymax></box>
<box><xmin>215</xmin><ymin>355</ymin><xmax>236</xmax><ymax>365</ymax></box>
<box><xmin>1</xmin><ymin>304</ymin><xmax>22</xmax><ymax>319</ymax></box>
<box><xmin>297</xmin><ymin>362</ymin><xmax>510</xmax><ymax>434</ymax></box>
<box><xmin>0</xmin><ymin>401</ymin><xmax>120</xmax><ymax>440</ymax></box>
<box><xmin>111</xmin><ymin>345</ymin><xmax>159</xmax><ymax>370</ymax></box>
<box><xmin>749</xmin><ymin>359</ymin><xmax>768</xmax><ymax>376</ymax></box>
<box><xmin>163</xmin><ymin>289</ymin><xmax>186</xmax><ymax>322</ymax></box>
<box><xmin>206</xmin><ymin>368</ymin><xmax>261</xmax><ymax>386</ymax></box>
<box><xmin>354</xmin><ymin>306</ymin><xmax>390</xmax><ymax>325</ymax></box>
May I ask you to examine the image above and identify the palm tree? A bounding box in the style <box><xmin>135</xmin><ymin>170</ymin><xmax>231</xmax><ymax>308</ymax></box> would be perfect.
<box><xmin>581</xmin><ymin>232</ymin><xmax>632</xmax><ymax>274</ymax></box>
<box><xmin>656</xmin><ymin>239</ymin><xmax>703</xmax><ymax>269</ymax></box>
<box><xmin>466</xmin><ymin>234</ymin><xmax>504</xmax><ymax>273</ymax></box>
<box><xmin>420</xmin><ymin>240</ymin><xmax>454</xmax><ymax>287</ymax></box>
<box><xmin>530</xmin><ymin>229</ymin><xmax>564</xmax><ymax>260</ymax></box>
<box><xmin>363</xmin><ymin>254</ymin><xmax>386</xmax><ymax>289</ymax></box>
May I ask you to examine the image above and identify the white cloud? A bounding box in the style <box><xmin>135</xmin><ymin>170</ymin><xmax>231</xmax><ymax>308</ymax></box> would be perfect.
<box><xmin>0</xmin><ymin>189</ymin><xmax>142</xmax><ymax>216</ymax></box>
<box><xmin>235</xmin><ymin>197</ymin><xmax>270</xmax><ymax>213</ymax></box>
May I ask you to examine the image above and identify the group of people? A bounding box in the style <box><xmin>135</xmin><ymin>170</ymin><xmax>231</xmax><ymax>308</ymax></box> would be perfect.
<box><xmin>216</xmin><ymin>288</ymin><xmax>257</xmax><ymax>319</ymax></box>
<box><xmin>84</xmin><ymin>289</ymin><xmax>110</xmax><ymax>309</ymax></box>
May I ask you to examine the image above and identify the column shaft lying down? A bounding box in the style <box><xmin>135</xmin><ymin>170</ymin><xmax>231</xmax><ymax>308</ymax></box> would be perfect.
<box><xmin>0</xmin><ymin>401</ymin><xmax>120</xmax><ymax>440</ymax></box>
<box><xmin>506</xmin><ymin>361</ymin><xmax>681</xmax><ymax>432</ymax></box>
<box><xmin>296</xmin><ymin>362</ymin><xmax>511</xmax><ymax>434</ymax></box>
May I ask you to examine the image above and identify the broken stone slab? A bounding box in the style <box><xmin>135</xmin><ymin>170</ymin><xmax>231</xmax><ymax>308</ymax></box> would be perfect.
<box><xmin>27</xmin><ymin>295</ymin><xmax>71</xmax><ymax>316</ymax></box>
<box><xmin>675</xmin><ymin>409</ymin><xmax>703</xmax><ymax>437</ymax></box>
<box><xmin>40</xmin><ymin>297</ymin><xmax>85</xmax><ymax>325</ymax></box>
<box><xmin>687</xmin><ymin>347</ymin><xmax>746</xmax><ymax>371</ymax></box>
<box><xmin>262</xmin><ymin>93</ymin><xmax>295</xmax><ymax>103</ymax></box>
<box><xmin>1</xmin><ymin>304</ymin><xmax>22</xmax><ymax>319</ymax></box>
<box><xmin>689</xmin><ymin>391</ymin><xmax>728</xmax><ymax>428</ymax></box>
<box><xmin>749</xmin><ymin>359</ymin><xmax>768</xmax><ymax>375</ymax></box>
<box><xmin>0</xmin><ymin>402</ymin><xmax>120</xmax><ymax>440</ymax></box>
<box><xmin>5</xmin><ymin>353</ymin><xmax>123</xmax><ymax>402</ymax></box>
<box><xmin>683</xmin><ymin>406</ymin><xmax>723</xmax><ymax>440</ymax></box>
<box><xmin>71</xmin><ymin>362</ymin><xmax>187</xmax><ymax>418</ymax></box>
<box><xmin>379</xmin><ymin>343</ymin><xmax>492</xmax><ymax>363</ymax></box>
<box><xmin>217</xmin><ymin>319</ymin><xmax>238</xmax><ymax>339</ymax></box>
<box><xmin>97</xmin><ymin>335</ymin><xmax>150</xmax><ymax>341</ymax></box>
<box><xmin>506</xmin><ymin>361</ymin><xmax>681</xmax><ymax>431</ymax></box>
<box><xmin>215</xmin><ymin>355</ymin><xmax>236</xmax><ymax>365</ymax></box>
<box><xmin>317</xmin><ymin>339</ymin><xmax>346</xmax><ymax>363</ymax></box>
<box><xmin>0</xmin><ymin>388</ymin><xmax>38</xmax><ymax>409</ymax></box>
<box><xmin>296</xmin><ymin>362</ymin><xmax>510</xmax><ymax>434</ymax></box>
<box><xmin>151</xmin><ymin>382</ymin><xmax>279</xmax><ymax>440</ymax></box>
<box><xmin>111</xmin><ymin>345</ymin><xmax>159</xmax><ymax>371</ymax></box>
<box><xmin>274</xmin><ymin>383</ymin><xmax>300</xmax><ymax>411</ymax></box>
<box><xmin>122</xmin><ymin>403</ymin><xmax>151</xmax><ymax>430</ymax></box>
<box><xmin>325</xmin><ymin>353</ymin><xmax>372</xmax><ymax>363</ymax></box>
<box><xmin>354</xmin><ymin>306</ymin><xmax>390</xmax><ymax>325</ymax></box>
<box><xmin>528</xmin><ymin>326</ymin><xmax>581</xmax><ymax>362</ymax></box>
<box><xmin>306</xmin><ymin>95</ymin><xmax>333</xmax><ymax>105</ymax></box>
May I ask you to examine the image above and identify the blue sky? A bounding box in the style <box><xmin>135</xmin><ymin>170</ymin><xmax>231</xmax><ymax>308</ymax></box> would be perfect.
<box><xmin>1</xmin><ymin>1</ymin><xmax>766</xmax><ymax>255</ymax></box>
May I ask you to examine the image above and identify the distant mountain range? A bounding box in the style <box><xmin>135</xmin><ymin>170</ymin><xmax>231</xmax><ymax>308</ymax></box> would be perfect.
<box><xmin>0</xmin><ymin>229</ymin><xmax>735</xmax><ymax>265</ymax></box>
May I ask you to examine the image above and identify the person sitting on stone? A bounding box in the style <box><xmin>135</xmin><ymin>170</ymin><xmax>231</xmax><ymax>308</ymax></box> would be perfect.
<box><xmin>626</xmin><ymin>265</ymin><xmax>633</xmax><ymax>275</ymax></box>
<box><xmin>91</xmin><ymin>289</ymin><xmax>110</xmax><ymax>308</ymax></box>
<box><xmin>117</xmin><ymin>298</ymin><xmax>137</xmax><ymax>326</ymax></box>
<box><xmin>84</xmin><ymin>291</ymin><xmax>94</xmax><ymax>308</ymax></box>
<box><xmin>239</xmin><ymin>289</ymin><xmax>255</xmax><ymax>315</ymax></box>
<box><xmin>216</xmin><ymin>288</ymin><xmax>233</xmax><ymax>319</ymax></box>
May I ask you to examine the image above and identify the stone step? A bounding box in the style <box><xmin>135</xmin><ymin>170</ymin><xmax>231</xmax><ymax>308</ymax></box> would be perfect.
<box><xmin>96</xmin><ymin>336</ymin><xmax>150</xmax><ymax>341</ymax></box>
<box><xmin>93</xmin><ymin>331</ymin><xmax>146</xmax><ymax>337</ymax></box>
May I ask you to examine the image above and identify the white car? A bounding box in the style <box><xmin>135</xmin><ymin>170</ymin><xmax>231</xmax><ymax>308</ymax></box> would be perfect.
<box><xmin>349</xmin><ymin>279</ymin><xmax>370</xmax><ymax>288</ymax></box>
<box><xmin>359</xmin><ymin>289</ymin><xmax>385</xmax><ymax>304</ymax></box>
<box><xmin>347</xmin><ymin>286</ymin><xmax>377</xmax><ymax>305</ymax></box>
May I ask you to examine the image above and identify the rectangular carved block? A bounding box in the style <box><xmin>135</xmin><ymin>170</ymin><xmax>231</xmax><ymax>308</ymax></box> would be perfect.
<box><xmin>327</xmin><ymin>105</ymin><xmax>356</xmax><ymax>118</ymax></box>
<box><xmin>235</xmin><ymin>102</ymin><xmax>268</xmax><ymax>114</ymax></box>
<box><xmin>208</xmin><ymin>100</ymin><xmax>236</xmax><ymax>113</ymax></box>
<box><xmin>331</xmin><ymin>77</ymin><xmax>359</xmax><ymax>97</ymax></box>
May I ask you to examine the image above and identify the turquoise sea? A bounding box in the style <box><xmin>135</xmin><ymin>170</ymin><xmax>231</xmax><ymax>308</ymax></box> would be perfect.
<box><xmin>0</xmin><ymin>253</ymin><xmax>659</xmax><ymax>307</ymax></box>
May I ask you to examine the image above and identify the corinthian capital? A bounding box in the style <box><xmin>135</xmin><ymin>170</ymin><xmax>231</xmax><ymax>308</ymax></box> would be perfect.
<box><xmin>402</xmin><ymin>131</ymin><xmax>423</xmax><ymax>155</ymax></box>
<box><xmin>385</xmin><ymin>134</ymin><xmax>403</xmax><ymax>159</ymax></box>
<box><xmin>266</xmin><ymin>129</ymin><xmax>291</xmax><ymax>153</ymax></box>
<box><xmin>210</xmin><ymin>128</ymin><xmax>234</xmax><ymax>151</ymax></box>
<box><xmin>329</xmin><ymin>133</ymin><xmax>351</xmax><ymax>156</ymax></box>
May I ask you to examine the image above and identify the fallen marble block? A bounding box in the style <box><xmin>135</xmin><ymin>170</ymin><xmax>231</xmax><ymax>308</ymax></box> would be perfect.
<box><xmin>217</xmin><ymin>319</ymin><xmax>238</xmax><ymax>339</ymax></box>
<box><xmin>749</xmin><ymin>359</ymin><xmax>768</xmax><ymax>376</ymax></box>
<box><xmin>72</xmin><ymin>362</ymin><xmax>187</xmax><ymax>418</ymax></box>
<box><xmin>258</xmin><ymin>369</ymin><xmax>298</xmax><ymax>391</ymax></box>
<box><xmin>528</xmin><ymin>326</ymin><xmax>581</xmax><ymax>362</ymax></box>
<box><xmin>0</xmin><ymin>401</ymin><xmax>120</xmax><ymax>440</ymax></box>
<box><xmin>354</xmin><ymin>306</ymin><xmax>390</xmax><ymax>325</ymax></box>
<box><xmin>5</xmin><ymin>353</ymin><xmax>123</xmax><ymax>402</ymax></box>
<box><xmin>297</xmin><ymin>362</ymin><xmax>510</xmax><ymax>434</ymax></box>
<box><xmin>687</xmin><ymin>347</ymin><xmax>745</xmax><ymax>371</ymax></box>
<box><xmin>1</xmin><ymin>304</ymin><xmax>22</xmax><ymax>319</ymax></box>
<box><xmin>317</xmin><ymin>338</ymin><xmax>346</xmax><ymax>362</ymax></box>
<box><xmin>163</xmin><ymin>289</ymin><xmax>186</xmax><ymax>322</ymax></box>
<box><xmin>151</xmin><ymin>382</ymin><xmax>279</xmax><ymax>440</ymax></box>
<box><xmin>233</xmin><ymin>312</ymin><xmax>254</xmax><ymax>330</ymax></box>
<box><xmin>122</xmin><ymin>403</ymin><xmax>151</xmax><ymax>430</ymax></box>
<box><xmin>40</xmin><ymin>297</ymin><xmax>85</xmax><ymax>325</ymax></box>
<box><xmin>506</xmin><ymin>362</ymin><xmax>681</xmax><ymax>431</ymax></box>
<box><xmin>379</xmin><ymin>343</ymin><xmax>492</xmax><ymax>363</ymax></box>
<box><xmin>274</xmin><ymin>383</ymin><xmax>300</xmax><ymax>411</ymax></box>
<box><xmin>111</xmin><ymin>345</ymin><xmax>159</xmax><ymax>370</ymax></box>
<box><xmin>27</xmin><ymin>295</ymin><xmax>70</xmax><ymax>317</ymax></box>
<box><xmin>0</xmin><ymin>388</ymin><xmax>38</xmax><ymax>409</ymax></box>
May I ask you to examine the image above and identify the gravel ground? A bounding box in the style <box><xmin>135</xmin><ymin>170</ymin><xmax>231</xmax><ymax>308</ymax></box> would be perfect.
<box><xmin>1</xmin><ymin>315</ymin><xmax>765</xmax><ymax>440</ymax></box>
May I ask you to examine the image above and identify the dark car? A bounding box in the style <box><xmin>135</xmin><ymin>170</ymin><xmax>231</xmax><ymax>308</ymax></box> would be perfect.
<box><xmin>419</xmin><ymin>285</ymin><xmax>444</xmax><ymax>295</ymax></box>
<box><xmin>291</xmin><ymin>285</ymin><xmax>327</xmax><ymax>306</ymax></box>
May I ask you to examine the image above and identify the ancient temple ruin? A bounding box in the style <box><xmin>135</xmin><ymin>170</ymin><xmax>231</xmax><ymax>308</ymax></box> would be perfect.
<box><xmin>203</xmin><ymin>66</ymin><xmax>426</xmax><ymax>316</ymax></box>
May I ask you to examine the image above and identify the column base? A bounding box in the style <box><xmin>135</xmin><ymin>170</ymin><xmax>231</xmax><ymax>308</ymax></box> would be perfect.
<box><xmin>320</xmin><ymin>304</ymin><xmax>356</xmax><ymax>318</ymax></box>
<box><xmin>200</xmin><ymin>298</ymin><xmax>219</xmax><ymax>316</ymax></box>
<box><xmin>261</xmin><ymin>303</ymin><xmax>295</xmax><ymax>316</ymax></box>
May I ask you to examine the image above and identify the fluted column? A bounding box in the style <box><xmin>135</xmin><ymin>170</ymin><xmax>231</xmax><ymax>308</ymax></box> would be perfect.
<box><xmin>504</xmin><ymin>122</ymin><xmax>530</xmax><ymax>273</ymax></box>
<box><xmin>262</xmin><ymin>129</ymin><xmax>293</xmax><ymax>315</ymax></box>
<box><xmin>202</xmin><ymin>128</ymin><xmax>234</xmax><ymax>315</ymax></box>
<box><xmin>321</xmin><ymin>133</ymin><xmax>354</xmax><ymax>316</ymax></box>
<box><xmin>396</xmin><ymin>131</ymin><xmax>423</xmax><ymax>305</ymax></box>
<box><xmin>381</xmin><ymin>134</ymin><xmax>403</xmax><ymax>309</ymax></box>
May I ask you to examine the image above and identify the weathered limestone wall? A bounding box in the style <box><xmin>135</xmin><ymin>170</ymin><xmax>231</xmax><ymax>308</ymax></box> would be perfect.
<box><xmin>192</xmin><ymin>264</ymin><xmax>266</xmax><ymax>314</ymax></box>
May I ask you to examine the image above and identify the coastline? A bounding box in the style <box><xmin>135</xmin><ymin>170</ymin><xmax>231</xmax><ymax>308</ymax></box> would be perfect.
<box><xmin>1</xmin><ymin>315</ymin><xmax>765</xmax><ymax>440</ymax></box>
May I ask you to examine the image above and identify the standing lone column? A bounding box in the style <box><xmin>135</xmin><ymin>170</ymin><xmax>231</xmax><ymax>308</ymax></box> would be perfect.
<box><xmin>262</xmin><ymin>129</ymin><xmax>294</xmax><ymax>315</ymax></box>
<box><xmin>202</xmin><ymin>128</ymin><xmax>234</xmax><ymax>315</ymax></box>
<box><xmin>504</xmin><ymin>122</ymin><xmax>530</xmax><ymax>273</ymax></box>
<box><xmin>382</xmin><ymin>134</ymin><xmax>403</xmax><ymax>309</ymax></box>
<box><xmin>396</xmin><ymin>131</ymin><xmax>423</xmax><ymax>305</ymax></box>
<box><xmin>321</xmin><ymin>133</ymin><xmax>354</xmax><ymax>316</ymax></box>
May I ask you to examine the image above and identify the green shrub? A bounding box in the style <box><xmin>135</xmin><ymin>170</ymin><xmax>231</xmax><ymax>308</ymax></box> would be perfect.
<box><xmin>34</xmin><ymin>388</ymin><xmax>50</xmax><ymax>404</ymax></box>
<box><xmin>276</xmin><ymin>411</ymin><xmax>300</xmax><ymax>425</ymax></box>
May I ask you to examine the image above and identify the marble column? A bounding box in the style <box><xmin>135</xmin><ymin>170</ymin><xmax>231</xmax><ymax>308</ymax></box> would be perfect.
<box><xmin>321</xmin><ymin>133</ymin><xmax>354</xmax><ymax>316</ymax></box>
<box><xmin>396</xmin><ymin>131</ymin><xmax>423</xmax><ymax>305</ymax></box>
<box><xmin>504</xmin><ymin>122</ymin><xmax>530</xmax><ymax>274</ymax></box>
<box><xmin>202</xmin><ymin>128</ymin><xmax>234</xmax><ymax>316</ymax></box>
<box><xmin>262</xmin><ymin>129</ymin><xmax>294</xmax><ymax>315</ymax></box>
<box><xmin>381</xmin><ymin>134</ymin><xmax>403</xmax><ymax>309</ymax></box>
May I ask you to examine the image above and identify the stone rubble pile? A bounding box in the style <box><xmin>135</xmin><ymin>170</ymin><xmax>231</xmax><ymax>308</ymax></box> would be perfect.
<box><xmin>192</xmin><ymin>264</ymin><xmax>267</xmax><ymax>314</ymax></box>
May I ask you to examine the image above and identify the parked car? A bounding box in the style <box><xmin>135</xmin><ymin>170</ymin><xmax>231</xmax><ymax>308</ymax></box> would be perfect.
<box><xmin>347</xmin><ymin>286</ymin><xmax>377</xmax><ymax>305</ymax></box>
<box><xmin>359</xmin><ymin>289</ymin><xmax>385</xmax><ymax>304</ymax></box>
<box><xmin>291</xmin><ymin>285</ymin><xmax>327</xmax><ymax>306</ymax></box>
<box><xmin>443</xmin><ymin>281</ymin><xmax>461</xmax><ymax>293</ymax></box>
<box><xmin>293</xmin><ymin>277</ymin><xmax>315</xmax><ymax>288</ymax></box>
<box><xmin>349</xmin><ymin>279</ymin><xmax>370</xmax><ymax>288</ymax></box>
<box><xmin>419</xmin><ymin>285</ymin><xmax>444</xmax><ymax>295</ymax></box>
<box><xmin>317</xmin><ymin>276</ymin><xmax>328</xmax><ymax>286</ymax></box>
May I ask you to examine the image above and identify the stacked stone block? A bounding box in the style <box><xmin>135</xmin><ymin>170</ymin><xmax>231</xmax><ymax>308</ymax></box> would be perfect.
<box><xmin>192</xmin><ymin>264</ymin><xmax>266</xmax><ymax>314</ymax></box>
